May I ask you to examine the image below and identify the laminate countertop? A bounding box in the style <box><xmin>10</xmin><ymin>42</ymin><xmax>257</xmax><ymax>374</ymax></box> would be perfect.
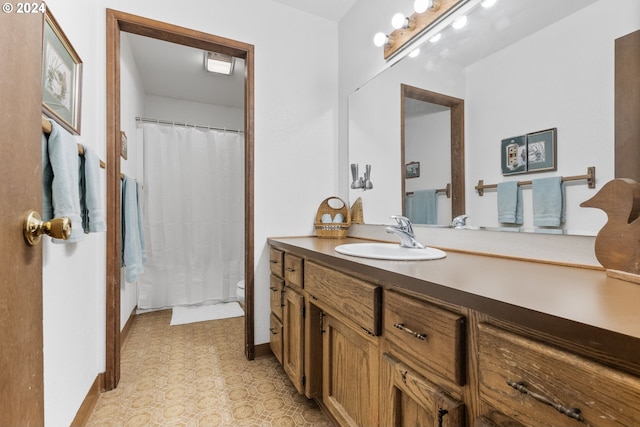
<box><xmin>268</xmin><ymin>236</ymin><xmax>640</xmax><ymax>368</ymax></box>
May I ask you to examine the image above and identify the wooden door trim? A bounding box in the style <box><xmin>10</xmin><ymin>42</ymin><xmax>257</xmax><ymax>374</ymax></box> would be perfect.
<box><xmin>105</xmin><ymin>9</ymin><xmax>255</xmax><ymax>390</ymax></box>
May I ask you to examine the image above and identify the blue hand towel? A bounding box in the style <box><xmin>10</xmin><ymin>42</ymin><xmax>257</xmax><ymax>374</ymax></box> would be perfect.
<box><xmin>122</xmin><ymin>176</ymin><xmax>146</xmax><ymax>282</ymax></box>
<box><xmin>532</xmin><ymin>176</ymin><xmax>565</xmax><ymax>227</ymax></box>
<box><xmin>411</xmin><ymin>189</ymin><xmax>438</xmax><ymax>224</ymax></box>
<box><xmin>79</xmin><ymin>144</ymin><xmax>107</xmax><ymax>233</ymax></box>
<box><xmin>497</xmin><ymin>181</ymin><xmax>523</xmax><ymax>224</ymax></box>
<box><xmin>405</xmin><ymin>194</ymin><xmax>414</xmax><ymax>222</ymax></box>
<box><xmin>42</xmin><ymin>119</ymin><xmax>84</xmax><ymax>243</ymax></box>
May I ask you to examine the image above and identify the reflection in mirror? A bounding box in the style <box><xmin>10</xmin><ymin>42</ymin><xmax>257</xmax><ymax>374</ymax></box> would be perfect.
<box><xmin>348</xmin><ymin>0</ymin><xmax>639</xmax><ymax>235</ymax></box>
<box><xmin>402</xmin><ymin>85</ymin><xmax>464</xmax><ymax>226</ymax></box>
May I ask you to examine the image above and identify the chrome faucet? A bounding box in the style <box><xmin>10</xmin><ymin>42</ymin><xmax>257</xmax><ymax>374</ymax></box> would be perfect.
<box><xmin>385</xmin><ymin>215</ymin><xmax>425</xmax><ymax>249</ymax></box>
<box><xmin>452</xmin><ymin>214</ymin><xmax>469</xmax><ymax>229</ymax></box>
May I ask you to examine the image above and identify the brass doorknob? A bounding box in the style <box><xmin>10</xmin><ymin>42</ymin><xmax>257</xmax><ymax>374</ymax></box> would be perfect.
<box><xmin>23</xmin><ymin>210</ymin><xmax>72</xmax><ymax>246</ymax></box>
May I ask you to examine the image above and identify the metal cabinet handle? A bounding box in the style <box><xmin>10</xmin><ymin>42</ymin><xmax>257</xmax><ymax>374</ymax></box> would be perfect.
<box><xmin>269</xmin><ymin>328</ymin><xmax>278</xmax><ymax>335</ymax></box>
<box><xmin>269</xmin><ymin>259</ymin><xmax>279</xmax><ymax>264</ymax></box>
<box><xmin>285</xmin><ymin>267</ymin><xmax>295</xmax><ymax>272</ymax></box>
<box><xmin>507</xmin><ymin>381</ymin><xmax>584</xmax><ymax>422</ymax></box>
<box><xmin>393</xmin><ymin>323</ymin><xmax>427</xmax><ymax>340</ymax></box>
<box><xmin>269</xmin><ymin>286</ymin><xmax>278</xmax><ymax>291</ymax></box>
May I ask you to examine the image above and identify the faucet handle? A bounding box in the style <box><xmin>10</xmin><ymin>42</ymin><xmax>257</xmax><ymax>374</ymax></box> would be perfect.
<box><xmin>390</xmin><ymin>215</ymin><xmax>414</xmax><ymax>233</ymax></box>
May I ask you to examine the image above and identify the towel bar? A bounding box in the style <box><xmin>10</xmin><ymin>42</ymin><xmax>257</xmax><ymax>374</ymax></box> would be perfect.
<box><xmin>475</xmin><ymin>167</ymin><xmax>596</xmax><ymax>196</ymax></box>
<box><xmin>406</xmin><ymin>183</ymin><xmax>451</xmax><ymax>198</ymax></box>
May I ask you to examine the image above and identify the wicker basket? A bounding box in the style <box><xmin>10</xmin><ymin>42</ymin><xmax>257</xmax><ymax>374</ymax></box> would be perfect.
<box><xmin>314</xmin><ymin>196</ymin><xmax>351</xmax><ymax>238</ymax></box>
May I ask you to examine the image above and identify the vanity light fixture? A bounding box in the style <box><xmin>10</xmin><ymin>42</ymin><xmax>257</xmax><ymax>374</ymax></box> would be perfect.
<box><xmin>451</xmin><ymin>15</ymin><xmax>468</xmax><ymax>29</ymax></box>
<box><xmin>430</xmin><ymin>33</ymin><xmax>442</xmax><ymax>43</ymax></box>
<box><xmin>392</xmin><ymin>13</ymin><xmax>415</xmax><ymax>30</ymax></box>
<box><xmin>414</xmin><ymin>0</ymin><xmax>440</xmax><ymax>14</ymax></box>
<box><xmin>408</xmin><ymin>48</ymin><xmax>421</xmax><ymax>58</ymax></box>
<box><xmin>204</xmin><ymin>51</ymin><xmax>235</xmax><ymax>75</ymax></box>
<box><xmin>374</xmin><ymin>32</ymin><xmax>394</xmax><ymax>47</ymax></box>
<box><xmin>481</xmin><ymin>0</ymin><xmax>497</xmax><ymax>7</ymax></box>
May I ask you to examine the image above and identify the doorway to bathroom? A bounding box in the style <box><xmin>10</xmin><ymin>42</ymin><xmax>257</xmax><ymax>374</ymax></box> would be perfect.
<box><xmin>105</xmin><ymin>9</ymin><xmax>254</xmax><ymax>391</ymax></box>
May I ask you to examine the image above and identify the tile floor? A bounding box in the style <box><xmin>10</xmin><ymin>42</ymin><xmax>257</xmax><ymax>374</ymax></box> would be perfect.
<box><xmin>87</xmin><ymin>310</ymin><xmax>333</xmax><ymax>427</ymax></box>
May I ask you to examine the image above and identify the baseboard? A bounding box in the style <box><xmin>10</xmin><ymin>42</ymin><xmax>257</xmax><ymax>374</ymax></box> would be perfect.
<box><xmin>70</xmin><ymin>373</ymin><xmax>104</xmax><ymax>427</ymax></box>
<box><xmin>254</xmin><ymin>342</ymin><xmax>272</xmax><ymax>358</ymax></box>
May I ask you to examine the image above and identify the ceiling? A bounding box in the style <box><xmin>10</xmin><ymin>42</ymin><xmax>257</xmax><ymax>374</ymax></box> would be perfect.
<box><xmin>270</xmin><ymin>0</ymin><xmax>357</xmax><ymax>22</ymax></box>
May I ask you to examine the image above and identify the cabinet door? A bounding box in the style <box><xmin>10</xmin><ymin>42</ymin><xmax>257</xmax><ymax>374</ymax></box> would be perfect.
<box><xmin>269</xmin><ymin>313</ymin><xmax>283</xmax><ymax>365</ymax></box>
<box><xmin>381</xmin><ymin>353</ymin><xmax>465</xmax><ymax>427</ymax></box>
<box><xmin>283</xmin><ymin>287</ymin><xmax>305</xmax><ymax>394</ymax></box>
<box><xmin>323</xmin><ymin>314</ymin><xmax>379</xmax><ymax>427</ymax></box>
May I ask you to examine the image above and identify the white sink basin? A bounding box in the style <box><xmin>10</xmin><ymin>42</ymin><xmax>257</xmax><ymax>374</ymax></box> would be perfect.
<box><xmin>334</xmin><ymin>243</ymin><xmax>446</xmax><ymax>261</ymax></box>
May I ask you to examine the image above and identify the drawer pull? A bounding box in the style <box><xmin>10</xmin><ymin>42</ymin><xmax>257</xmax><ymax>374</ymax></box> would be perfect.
<box><xmin>269</xmin><ymin>259</ymin><xmax>279</xmax><ymax>264</ymax></box>
<box><xmin>507</xmin><ymin>381</ymin><xmax>584</xmax><ymax>422</ymax></box>
<box><xmin>394</xmin><ymin>323</ymin><xmax>427</xmax><ymax>340</ymax></box>
<box><xmin>269</xmin><ymin>286</ymin><xmax>277</xmax><ymax>291</ymax></box>
<box><xmin>437</xmin><ymin>408</ymin><xmax>449</xmax><ymax>427</ymax></box>
<box><xmin>285</xmin><ymin>267</ymin><xmax>296</xmax><ymax>272</ymax></box>
<box><xmin>270</xmin><ymin>328</ymin><xmax>278</xmax><ymax>335</ymax></box>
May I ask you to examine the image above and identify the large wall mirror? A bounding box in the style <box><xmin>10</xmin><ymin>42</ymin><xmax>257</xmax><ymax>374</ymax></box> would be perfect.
<box><xmin>348</xmin><ymin>0</ymin><xmax>639</xmax><ymax>235</ymax></box>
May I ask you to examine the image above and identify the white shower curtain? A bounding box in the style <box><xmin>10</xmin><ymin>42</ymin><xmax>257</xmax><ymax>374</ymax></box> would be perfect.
<box><xmin>137</xmin><ymin>123</ymin><xmax>244</xmax><ymax>310</ymax></box>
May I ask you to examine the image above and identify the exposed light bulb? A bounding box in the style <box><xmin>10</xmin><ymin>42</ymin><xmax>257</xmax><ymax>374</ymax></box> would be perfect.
<box><xmin>430</xmin><ymin>33</ymin><xmax>442</xmax><ymax>43</ymax></box>
<box><xmin>452</xmin><ymin>15</ymin><xmax>467</xmax><ymax>29</ymax></box>
<box><xmin>413</xmin><ymin>0</ymin><xmax>431</xmax><ymax>13</ymax></box>
<box><xmin>408</xmin><ymin>48</ymin><xmax>420</xmax><ymax>58</ymax></box>
<box><xmin>391</xmin><ymin>13</ymin><xmax>407</xmax><ymax>30</ymax></box>
<box><xmin>373</xmin><ymin>32</ymin><xmax>389</xmax><ymax>47</ymax></box>
<box><xmin>481</xmin><ymin>0</ymin><xmax>497</xmax><ymax>7</ymax></box>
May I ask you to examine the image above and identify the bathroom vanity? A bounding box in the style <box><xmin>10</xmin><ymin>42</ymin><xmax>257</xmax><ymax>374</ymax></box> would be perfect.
<box><xmin>268</xmin><ymin>236</ymin><xmax>640</xmax><ymax>427</ymax></box>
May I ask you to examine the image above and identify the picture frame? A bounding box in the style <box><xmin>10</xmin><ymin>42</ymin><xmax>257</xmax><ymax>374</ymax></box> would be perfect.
<box><xmin>120</xmin><ymin>131</ymin><xmax>128</xmax><ymax>160</ymax></box>
<box><xmin>500</xmin><ymin>135</ymin><xmax>527</xmax><ymax>175</ymax></box>
<box><xmin>526</xmin><ymin>128</ymin><xmax>557</xmax><ymax>172</ymax></box>
<box><xmin>42</xmin><ymin>8</ymin><xmax>83</xmax><ymax>135</ymax></box>
<box><xmin>405</xmin><ymin>161</ymin><xmax>420</xmax><ymax>179</ymax></box>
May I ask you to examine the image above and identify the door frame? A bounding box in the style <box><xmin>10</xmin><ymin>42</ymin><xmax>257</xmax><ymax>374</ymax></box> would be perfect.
<box><xmin>105</xmin><ymin>9</ymin><xmax>255</xmax><ymax>390</ymax></box>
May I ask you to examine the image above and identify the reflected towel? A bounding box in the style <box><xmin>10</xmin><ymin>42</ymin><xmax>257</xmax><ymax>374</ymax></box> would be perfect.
<box><xmin>411</xmin><ymin>190</ymin><xmax>438</xmax><ymax>224</ymax></box>
<box><xmin>42</xmin><ymin>119</ymin><xmax>84</xmax><ymax>243</ymax></box>
<box><xmin>79</xmin><ymin>144</ymin><xmax>106</xmax><ymax>233</ymax></box>
<box><xmin>405</xmin><ymin>195</ymin><xmax>414</xmax><ymax>222</ymax></box>
<box><xmin>532</xmin><ymin>176</ymin><xmax>565</xmax><ymax>227</ymax></box>
<box><xmin>122</xmin><ymin>176</ymin><xmax>146</xmax><ymax>282</ymax></box>
<box><xmin>497</xmin><ymin>181</ymin><xmax>523</xmax><ymax>224</ymax></box>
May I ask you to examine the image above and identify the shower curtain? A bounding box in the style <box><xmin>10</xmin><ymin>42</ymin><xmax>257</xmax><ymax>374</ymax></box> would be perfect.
<box><xmin>137</xmin><ymin>123</ymin><xmax>244</xmax><ymax>310</ymax></box>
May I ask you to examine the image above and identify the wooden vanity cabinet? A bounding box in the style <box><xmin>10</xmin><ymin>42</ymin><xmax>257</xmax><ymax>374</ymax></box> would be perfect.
<box><xmin>283</xmin><ymin>286</ymin><xmax>305</xmax><ymax>394</ymax></box>
<box><xmin>381</xmin><ymin>352</ymin><xmax>465</xmax><ymax>427</ymax></box>
<box><xmin>478</xmin><ymin>323</ymin><xmax>640</xmax><ymax>427</ymax></box>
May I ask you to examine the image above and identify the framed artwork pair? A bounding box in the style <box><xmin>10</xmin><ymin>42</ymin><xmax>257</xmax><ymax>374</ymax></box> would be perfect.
<box><xmin>501</xmin><ymin>128</ymin><xmax>557</xmax><ymax>176</ymax></box>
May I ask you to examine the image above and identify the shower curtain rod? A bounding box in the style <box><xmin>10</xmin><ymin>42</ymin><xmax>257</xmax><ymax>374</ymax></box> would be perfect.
<box><xmin>135</xmin><ymin>116</ymin><xmax>243</xmax><ymax>134</ymax></box>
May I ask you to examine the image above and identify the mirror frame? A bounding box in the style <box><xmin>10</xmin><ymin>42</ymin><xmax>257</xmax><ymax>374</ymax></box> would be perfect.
<box><xmin>401</xmin><ymin>84</ymin><xmax>465</xmax><ymax>221</ymax></box>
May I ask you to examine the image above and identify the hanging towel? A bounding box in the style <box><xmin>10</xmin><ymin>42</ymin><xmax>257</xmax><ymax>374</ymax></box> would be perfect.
<box><xmin>122</xmin><ymin>176</ymin><xmax>146</xmax><ymax>282</ymax></box>
<box><xmin>136</xmin><ymin>180</ymin><xmax>148</xmax><ymax>265</ymax></box>
<box><xmin>411</xmin><ymin>189</ymin><xmax>438</xmax><ymax>224</ymax></box>
<box><xmin>79</xmin><ymin>144</ymin><xmax>106</xmax><ymax>233</ymax></box>
<box><xmin>532</xmin><ymin>176</ymin><xmax>565</xmax><ymax>227</ymax></box>
<box><xmin>42</xmin><ymin>119</ymin><xmax>84</xmax><ymax>243</ymax></box>
<box><xmin>497</xmin><ymin>181</ymin><xmax>523</xmax><ymax>224</ymax></box>
<box><xmin>405</xmin><ymin>194</ymin><xmax>414</xmax><ymax>222</ymax></box>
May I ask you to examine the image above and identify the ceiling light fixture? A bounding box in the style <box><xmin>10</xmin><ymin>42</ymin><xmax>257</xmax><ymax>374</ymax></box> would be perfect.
<box><xmin>204</xmin><ymin>52</ymin><xmax>235</xmax><ymax>75</ymax></box>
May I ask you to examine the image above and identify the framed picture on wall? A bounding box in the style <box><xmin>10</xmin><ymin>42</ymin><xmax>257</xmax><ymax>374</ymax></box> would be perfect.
<box><xmin>42</xmin><ymin>7</ymin><xmax>83</xmax><ymax>135</ymax></box>
<box><xmin>526</xmin><ymin>128</ymin><xmax>557</xmax><ymax>172</ymax></box>
<box><xmin>405</xmin><ymin>161</ymin><xmax>420</xmax><ymax>179</ymax></box>
<box><xmin>501</xmin><ymin>135</ymin><xmax>527</xmax><ymax>175</ymax></box>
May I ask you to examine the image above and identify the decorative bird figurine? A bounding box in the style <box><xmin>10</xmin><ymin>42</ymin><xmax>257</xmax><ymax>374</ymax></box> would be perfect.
<box><xmin>580</xmin><ymin>178</ymin><xmax>640</xmax><ymax>275</ymax></box>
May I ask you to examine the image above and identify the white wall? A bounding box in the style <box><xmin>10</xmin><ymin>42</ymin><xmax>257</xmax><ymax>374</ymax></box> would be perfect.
<box><xmin>41</xmin><ymin>0</ymin><xmax>339</xmax><ymax>425</ymax></box>
<box><xmin>144</xmin><ymin>95</ymin><xmax>244</xmax><ymax>131</ymax></box>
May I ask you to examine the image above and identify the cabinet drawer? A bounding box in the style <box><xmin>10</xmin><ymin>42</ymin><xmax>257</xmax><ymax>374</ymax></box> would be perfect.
<box><xmin>269</xmin><ymin>275</ymin><xmax>284</xmax><ymax>320</ymax></box>
<box><xmin>384</xmin><ymin>290</ymin><xmax>466</xmax><ymax>386</ymax></box>
<box><xmin>478</xmin><ymin>323</ymin><xmax>640</xmax><ymax>427</ymax></box>
<box><xmin>269</xmin><ymin>313</ymin><xmax>283</xmax><ymax>365</ymax></box>
<box><xmin>284</xmin><ymin>253</ymin><xmax>304</xmax><ymax>289</ymax></box>
<box><xmin>305</xmin><ymin>261</ymin><xmax>381</xmax><ymax>335</ymax></box>
<box><xmin>269</xmin><ymin>247</ymin><xmax>284</xmax><ymax>277</ymax></box>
